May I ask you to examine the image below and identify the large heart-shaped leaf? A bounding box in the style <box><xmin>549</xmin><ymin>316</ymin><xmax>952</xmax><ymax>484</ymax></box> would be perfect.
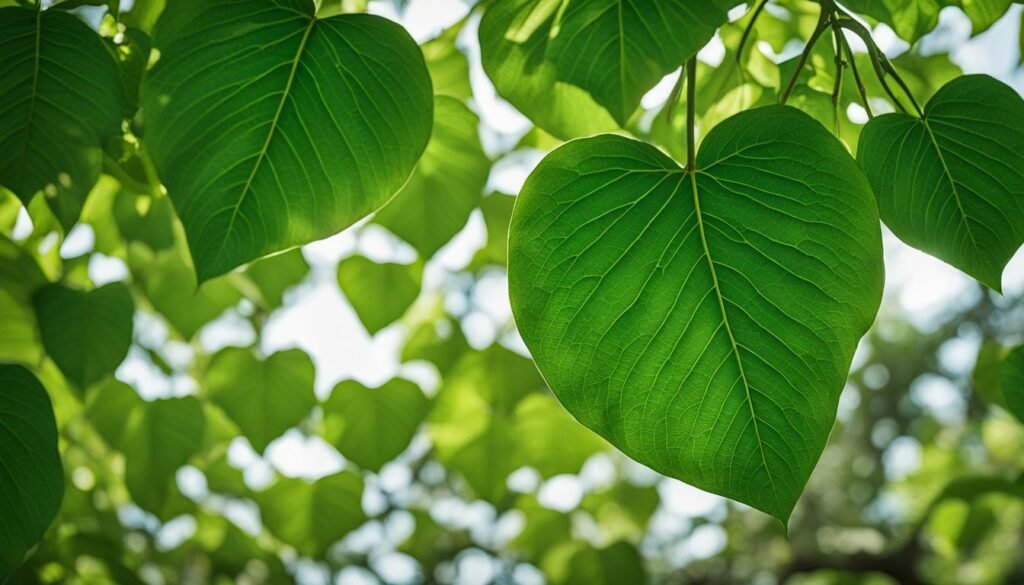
<box><xmin>141</xmin><ymin>0</ymin><xmax>433</xmax><ymax>282</ymax></box>
<box><xmin>33</xmin><ymin>282</ymin><xmax>134</xmax><ymax>389</ymax></box>
<box><xmin>546</xmin><ymin>0</ymin><xmax>731</xmax><ymax>125</ymax></box>
<box><xmin>0</xmin><ymin>365</ymin><xmax>63</xmax><ymax>577</ymax></box>
<box><xmin>206</xmin><ymin>347</ymin><xmax>316</xmax><ymax>454</ymax></box>
<box><xmin>508</xmin><ymin>106</ymin><xmax>884</xmax><ymax>522</ymax></box>
<box><xmin>0</xmin><ymin>6</ymin><xmax>124</xmax><ymax>230</ymax></box>
<box><xmin>858</xmin><ymin>75</ymin><xmax>1024</xmax><ymax>291</ymax></box>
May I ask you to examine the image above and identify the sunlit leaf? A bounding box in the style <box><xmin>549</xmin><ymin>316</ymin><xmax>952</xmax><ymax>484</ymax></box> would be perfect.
<box><xmin>469</xmin><ymin>192</ymin><xmax>516</xmax><ymax>270</ymax></box>
<box><xmin>0</xmin><ymin>365</ymin><xmax>63</xmax><ymax>577</ymax></box>
<box><xmin>0</xmin><ymin>234</ymin><xmax>47</xmax><ymax>364</ymax></box>
<box><xmin>256</xmin><ymin>472</ymin><xmax>366</xmax><ymax>558</ymax></box>
<box><xmin>509</xmin><ymin>106</ymin><xmax>884</xmax><ymax>522</ymax></box>
<box><xmin>141</xmin><ymin>0</ymin><xmax>433</xmax><ymax>281</ymax></box>
<box><xmin>422</xmin><ymin>21</ymin><xmax>471</xmax><ymax>99</ymax></box>
<box><xmin>337</xmin><ymin>255</ymin><xmax>421</xmax><ymax>334</ymax></box>
<box><xmin>239</xmin><ymin>249</ymin><xmax>310</xmax><ymax>311</ymax></box>
<box><xmin>858</xmin><ymin>75</ymin><xmax>1024</xmax><ymax>291</ymax></box>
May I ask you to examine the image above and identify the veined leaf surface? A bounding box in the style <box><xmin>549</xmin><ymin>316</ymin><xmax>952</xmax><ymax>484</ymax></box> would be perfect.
<box><xmin>858</xmin><ymin>75</ymin><xmax>1024</xmax><ymax>291</ymax></box>
<box><xmin>142</xmin><ymin>0</ymin><xmax>433</xmax><ymax>281</ymax></box>
<box><xmin>509</xmin><ymin>106</ymin><xmax>884</xmax><ymax>522</ymax></box>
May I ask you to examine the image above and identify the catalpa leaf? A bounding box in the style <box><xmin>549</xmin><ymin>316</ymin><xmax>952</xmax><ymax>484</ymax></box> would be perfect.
<box><xmin>858</xmin><ymin>75</ymin><xmax>1024</xmax><ymax>291</ymax></box>
<box><xmin>508</xmin><ymin>106</ymin><xmax>884</xmax><ymax>522</ymax></box>
<box><xmin>0</xmin><ymin>365</ymin><xmax>63</xmax><ymax>577</ymax></box>
<box><xmin>0</xmin><ymin>6</ymin><xmax>123</xmax><ymax>230</ymax></box>
<box><xmin>142</xmin><ymin>0</ymin><xmax>433</xmax><ymax>281</ymax></box>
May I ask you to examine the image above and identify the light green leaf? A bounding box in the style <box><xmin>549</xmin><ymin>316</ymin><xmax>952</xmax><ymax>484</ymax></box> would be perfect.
<box><xmin>122</xmin><ymin>396</ymin><xmax>205</xmax><ymax>515</ymax></box>
<box><xmin>1002</xmin><ymin>345</ymin><xmax>1024</xmax><ymax>424</ymax></box>
<box><xmin>546</xmin><ymin>0</ymin><xmax>730</xmax><ymax>125</ymax></box>
<box><xmin>857</xmin><ymin>75</ymin><xmax>1024</xmax><ymax>291</ymax></box>
<box><xmin>0</xmin><ymin>5</ymin><xmax>124</xmax><ymax>230</ymax></box>
<box><xmin>469</xmin><ymin>192</ymin><xmax>517</xmax><ymax>270</ymax></box>
<box><xmin>957</xmin><ymin>0</ymin><xmax>1014</xmax><ymax>34</ymax></box>
<box><xmin>508</xmin><ymin>106</ymin><xmax>884</xmax><ymax>522</ymax></box>
<box><xmin>322</xmin><ymin>378</ymin><xmax>430</xmax><ymax>471</ymax></box>
<box><xmin>843</xmin><ymin>0</ymin><xmax>943</xmax><ymax>43</ymax></box>
<box><xmin>515</xmin><ymin>394</ymin><xmax>606</xmax><ymax>478</ymax></box>
<box><xmin>512</xmin><ymin>496</ymin><xmax>572</xmax><ymax>562</ymax></box>
<box><xmin>206</xmin><ymin>347</ymin><xmax>316</xmax><ymax>454</ymax></box>
<box><xmin>239</xmin><ymin>249</ymin><xmax>309</xmax><ymax>311</ymax></box>
<box><xmin>449</xmin><ymin>417</ymin><xmax>520</xmax><ymax>503</ymax></box>
<box><xmin>422</xmin><ymin>22</ymin><xmax>471</xmax><ymax>99</ymax></box>
<box><xmin>973</xmin><ymin>340</ymin><xmax>1008</xmax><ymax>408</ymax></box>
<box><xmin>84</xmin><ymin>377</ymin><xmax>143</xmax><ymax>449</ymax></box>
<box><xmin>256</xmin><ymin>472</ymin><xmax>366</xmax><ymax>558</ymax></box>
<box><xmin>400</xmin><ymin>509</ymin><xmax>470</xmax><ymax>571</ymax></box>
<box><xmin>478</xmin><ymin>0</ymin><xmax>618</xmax><ymax>139</ymax></box>
<box><xmin>33</xmin><ymin>282</ymin><xmax>134</xmax><ymax>389</ymax></box>
<box><xmin>564</xmin><ymin>541</ymin><xmax>647</xmax><ymax>585</ymax></box>
<box><xmin>375</xmin><ymin>96</ymin><xmax>489</xmax><ymax>258</ymax></box>
<box><xmin>113</xmin><ymin>190</ymin><xmax>176</xmax><ymax>252</ymax></box>
<box><xmin>0</xmin><ymin>365</ymin><xmax>63</xmax><ymax>577</ymax></box>
<box><xmin>0</xmin><ymin>234</ymin><xmax>47</xmax><ymax>364</ymax></box>
<box><xmin>337</xmin><ymin>255</ymin><xmax>421</xmax><ymax>334</ymax></box>
<box><xmin>401</xmin><ymin>312</ymin><xmax>469</xmax><ymax>374</ymax></box>
<box><xmin>141</xmin><ymin>0</ymin><xmax>433</xmax><ymax>282</ymax></box>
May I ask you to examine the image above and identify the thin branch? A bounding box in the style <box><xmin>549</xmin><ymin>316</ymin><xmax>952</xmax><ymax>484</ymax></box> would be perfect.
<box><xmin>780</xmin><ymin>7</ymin><xmax>831</xmax><ymax>104</ymax></box>
<box><xmin>736</xmin><ymin>0</ymin><xmax>769</xmax><ymax>67</ymax></box>
<box><xmin>830</xmin><ymin>25</ymin><xmax>845</xmax><ymax>135</ymax></box>
<box><xmin>837</xmin><ymin>24</ymin><xmax>873</xmax><ymax>119</ymax></box>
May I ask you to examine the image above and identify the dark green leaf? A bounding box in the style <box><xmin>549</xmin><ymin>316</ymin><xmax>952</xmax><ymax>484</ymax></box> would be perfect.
<box><xmin>1001</xmin><ymin>345</ymin><xmax>1024</xmax><ymax>424</ymax></box>
<box><xmin>0</xmin><ymin>5</ymin><xmax>124</xmax><ymax>230</ymax></box>
<box><xmin>375</xmin><ymin>96</ymin><xmax>489</xmax><ymax>258</ymax></box>
<box><xmin>33</xmin><ymin>282</ymin><xmax>134</xmax><ymax>389</ymax></box>
<box><xmin>206</xmin><ymin>348</ymin><xmax>316</xmax><ymax>454</ymax></box>
<box><xmin>509</xmin><ymin>106</ymin><xmax>884</xmax><ymax>522</ymax></box>
<box><xmin>141</xmin><ymin>0</ymin><xmax>433</xmax><ymax>281</ymax></box>
<box><xmin>322</xmin><ymin>378</ymin><xmax>429</xmax><ymax>471</ymax></box>
<box><xmin>858</xmin><ymin>75</ymin><xmax>1024</xmax><ymax>291</ymax></box>
<box><xmin>84</xmin><ymin>377</ymin><xmax>143</xmax><ymax>449</ymax></box>
<box><xmin>0</xmin><ymin>365</ymin><xmax>63</xmax><ymax>577</ymax></box>
<box><xmin>336</xmin><ymin>255</ymin><xmax>421</xmax><ymax>334</ymax></box>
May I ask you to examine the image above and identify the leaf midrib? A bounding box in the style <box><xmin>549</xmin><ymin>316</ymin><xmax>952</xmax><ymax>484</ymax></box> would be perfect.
<box><xmin>920</xmin><ymin>116</ymin><xmax>979</xmax><ymax>252</ymax></box>
<box><xmin>217</xmin><ymin>16</ymin><xmax>318</xmax><ymax>264</ymax></box>
<box><xmin>14</xmin><ymin>6</ymin><xmax>43</xmax><ymax>187</ymax></box>
<box><xmin>689</xmin><ymin>168</ymin><xmax>779</xmax><ymax>507</ymax></box>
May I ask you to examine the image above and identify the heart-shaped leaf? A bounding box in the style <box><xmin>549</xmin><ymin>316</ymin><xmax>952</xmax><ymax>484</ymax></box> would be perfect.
<box><xmin>508</xmin><ymin>106</ymin><xmax>884</xmax><ymax>522</ymax></box>
<box><xmin>858</xmin><ymin>75</ymin><xmax>1024</xmax><ymax>291</ymax></box>
<box><xmin>256</xmin><ymin>472</ymin><xmax>366</xmax><ymax>558</ymax></box>
<box><xmin>337</xmin><ymin>255</ymin><xmax>421</xmax><ymax>334</ymax></box>
<box><xmin>0</xmin><ymin>365</ymin><xmax>63</xmax><ymax>577</ymax></box>
<box><xmin>0</xmin><ymin>6</ymin><xmax>124</xmax><ymax>230</ymax></box>
<box><xmin>141</xmin><ymin>0</ymin><xmax>433</xmax><ymax>281</ymax></box>
<box><xmin>33</xmin><ymin>282</ymin><xmax>134</xmax><ymax>389</ymax></box>
<box><xmin>322</xmin><ymin>378</ymin><xmax>430</xmax><ymax>471</ymax></box>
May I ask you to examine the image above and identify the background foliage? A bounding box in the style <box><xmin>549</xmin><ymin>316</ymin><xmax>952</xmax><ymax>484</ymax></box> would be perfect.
<box><xmin>1</xmin><ymin>0</ymin><xmax>1024</xmax><ymax>584</ymax></box>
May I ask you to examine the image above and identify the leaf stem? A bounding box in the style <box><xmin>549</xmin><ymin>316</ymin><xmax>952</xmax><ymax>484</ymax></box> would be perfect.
<box><xmin>836</xmin><ymin>23</ymin><xmax>872</xmax><ymax>119</ymax></box>
<box><xmin>736</xmin><ymin>0</ymin><xmax>769</xmax><ymax>68</ymax></box>
<box><xmin>830</xmin><ymin>26</ymin><xmax>844</xmax><ymax>135</ymax></box>
<box><xmin>834</xmin><ymin>17</ymin><xmax>923</xmax><ymax>116</ymax></box>
<box><xmin>686</xmin><ymin>56</ymin><xmax>696</xmax><ymax>171</ymax></box>
<box><xmin>780</xmin><ymin>7</ymin><xmax>831</xmax><ymax>105</ymax></box>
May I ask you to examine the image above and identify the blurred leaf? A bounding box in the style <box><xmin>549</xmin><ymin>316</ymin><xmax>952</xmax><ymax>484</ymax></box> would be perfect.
<box><xmin>112</xmin><ymin>190</ymin><xmax>174</xmax><ymax>251</ymax></box>
<box><xmin>0</xmin><ymin>234</ymin><xmax>47</xmax><ymax>363</ymax></box>
<box><xmin>422</xmin><ymin>21</ymin><xmax>471</xmax><ymax>99</ymax></box>
<box><xmin>973</xmin><ymin>340</ymin><xmax>1008</xmax><ymax>408</ymax></box>
<box><xmin>0</xmin><ymin>5</ymin><xmax>124</xmax><ymax>230</ymax></box>
<box><xmin>122</xmin><ymin>396</ymin><xmax>205</xmax><ymax>515</ymax></box>
<box><xmin>33</xmin><ymin>282</ymin><xmax>134</xmax><ymax>389</ymax></box>
<box><xmin>449</xmin><ymin>417</ymin><xmax>520</xmax><ymax>503</ymax></box>
<box><xmin>256</xmin><ymin>472</ymin><xmax>366</xmax><ymax>558</ymax></box>
<box><xmin>238</xmin><ymin>249</ymin><xmax>309</xmax><ymax>311</ymax></box>
<box><xmin>563</xmin><ymin>541</ymin><xmax>648</xmax><ymax>585</ymax></box>
<box><xmin>1001</xmin><ymin>345</ymin><xmax>1024</xmax><ymax>424</ymax></box>
<box><xmin>515</xmin><ymin>394</ymin><xmax>606</xmax><ymax>478</ymax></box>
<box><xmin>142</xmin><ymin>0</ymin><xmax>433</xmax><ymax>281</ymax></box>
<box><xmin>337</xmin><ymin>255</ymin><xmax>421</xmax><ymax>334</ymax></box>
<box><xmin>843</xmin><ymin>0</ymin><xmax>943</xmax><ymax>43</ymax></box>
<box><xmin>108</xmin><ymin>26</ymin><xmax>151</xmax><ymax>115</ymax></box>
<box><xmin>581</xmin><ymin>482</ymin><xmax>659</xmax><ymax>542</ymax></box>
<box><xmin>84</xmin><ymin>377</ymin><xmax>142</xmax><ymax>449</ymax></box>
<box><xmin>376</xmin><ymin>96</ymin><xmax>489</xmax><ymax>259</ymax></box>
<box><xmin>400</xmin><ymin>509</ymin><xmax>471</xmax><ymax>571</ymax></box>
<box><xmin>469</xmin><ymin>192</ymin><xmax>516</xmax><ymax>270</ymax></box>
<box><xmin>512</xmin><ymin>496</ymin><xmax>573</xmax><ymax>562</ymax></box>
<box><xmin>322</xmin><ymin>378</ymin><xmax>429</xmax><ymax>472</ymax></box>
<box><xmin>201</xmin><ymin>451</ymin><xmax>249</xmax><ymax>498</ymax></box>
<box><xmin>206</xmin><ymin>347</ymin><xmax>316</xmax><ymax>454</ymax></box>
<box><xmin>121</xmin><ymin>0</ymin><xmax>163</xmax><ymax>31</ymax></box>
<box><xmin>955</xmin><ymin>0</ymin><xmax>1014</xmax><ymax>34</ymax></box>
<box><xmin>401</xmin><ymin>312</ymin><xmax>469</xmax><ymax>374</ymax></box>
<box><xmin>0</xmin><ymin>365</ymin><xmax>64</xmax><ymax>578</ymax></box>
<box><xmin>478</xmin><ymin>0</ymin><xmax>619</xmax><ymax>139</ymax></box>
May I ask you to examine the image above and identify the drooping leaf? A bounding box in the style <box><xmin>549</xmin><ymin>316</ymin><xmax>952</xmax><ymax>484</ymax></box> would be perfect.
<box><xmin>322</xmin><ymin>378</ymin><xmax>430</xmax><ymax>471</ymax></box>
<box><xmin>508</xmin><ymin>106</ymin><xmax>884</xmax><ymax>522</ymax></box>
<box><xmin>336</xmin><ymin>255</ymin><xmax>421</xmax><ymax>334</ymax></box>
<box><xmin>0</xmin><ymin>5</ymin><xmax>124</xmax><ymax>230</ymax></box>
<box><xmin>205</xmin><ymin>347</ymin><xmax>316</xmax><ymax>454</ymax></box>
<box><xmin>858</xmin><ymin>75</ymin><xmax>1024</xmax><ymax>291</ymax></box>
<box><xmin>843</xmin><ymin>0</ymin><xmax>943</xmax><ymax>43</ymax></box>
<box><xmin>33</xmin><ymin>282</ymin><xmax>134</xmax><ymax>389</ymax></box>
<box><xmin>256</xmin><ymin>472</ymin><xmax>366</xmax><ymax>558</ymax></box>
<box><xmin>478</xmin><ymin>0</ymin><xmax>618</xmax><ymax>139</ymax></box>
<box><xmin>545</xmin><ymin>0</ymin><xmax>731</xmax><ymax>125</ymax></box>
<box><xmin>141</xmin><ymin>0</ymin><xmax>434</xmax><ymax>281</ymax></box>
<box><xmin>0</xmin><ymin>365</ymin><xmax>63</xmax><ymax>577</ymax></box>
<box><xmin>375</xmin><ymin>96</ymin><xmax>489</xmax><ymax>259</ymax></box>
<box><xmin>1001</xmin><ymin>345</ymin><xmax>1024</xmax><ymax>424</ymax></box>
<box><xmin>122</xmin><ymin>396</ymin><xmax>205</xmax><ymax>515</ymax></box>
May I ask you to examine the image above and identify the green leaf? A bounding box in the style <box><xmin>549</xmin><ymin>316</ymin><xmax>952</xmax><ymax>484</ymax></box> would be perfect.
<box><xmin>0</xmin><ymin>6</ymin><xmax>124</xmax><ymax>230</ymax></box>
<box><xmin>1001</xmin><ymin>345</ymin><xmax>1024</xmax><ymax>424</ymax></box>
<box><xmin>973</xmin><ymin>340</ymin><xmax>1008</xmax><ymax>408</ymax></box>
<box><xmin>843</xmin><ymin>0</ymin><xmax>943</xmax><ymax>43</ymax></box>
<box><xmin>478</xmin><ymin>0</ymin><xmax>618</xmax><ymax>139</ymax></box>
<box><xmin>33</xmin><ymin>282</ymin><xmax>134</xmax><ymax>389</ymax></box>
<box><xmin>141</xmin><ymin>0</ymin><xmax>434</xmax><ymax>282</ymax></box>
<box><xmin>546</xmin><ymin>0</ymin><xmax>730</xmax><ymax>125</ymax></box>
<box><xmin>0</xmin><ymin>365</ymin><xmax>63</xmax><ymax>577</ymax></box>
<box><xmin>322</xmin><ymin>378</ymin><xmax>430</xmax><ymax>471</ymax></box>
<box><xmin>400</xmin><ymin>509</ymin><xmax>471</xmax><ymax>571</ymax></box>
<box><xmin>239</xmin><ymin>249</ymin><xmax>309</xmax><ymax>311</ymax></box>
<box><xmin>112</xmin><ymin>190</ymin><xmax>175</xmax><ymax>251</ymax></box>
<box><xmin>515</xmin><ymin>394</ymin><xmax>606</xmax><ymax>478</ymax></box>
<box><xmin>422</xmin><ymin>22</ymin><xmax>471</xmax><ymax>99</ymax></box>
<box><xmin>401</xmin><ymin>312</ymin><xmax>469</xmax><ymax>374</ymax></box>
<box><xmin>0</xmin><ymin>234</ymin><xmax>47</xmax><ymax>364</ymax></box>
<box><xmin>564</xmin><ymin>541</ymin><xmax>647</xmax><ymax>585</ymax></box>
<box><xmin>84</xmin><ymin>377</ymin><xmax>143</xmax><ymax>449</ymax></box>
<box><xmin>206</xmin><ymin>347</ymin><xmax>316</xmax><ymax>454</ymax></box>
<box><xmin>256</xmin><ymin>472</ymin><xmax>366</xmax><ymax>558</ymax></box>
<box><xmin>956</xmin><ymin>0</ymin><xmax>1014</xmax><ymax>34</ymax></box>
<box><xmin>857</xmin><ymin>75</ymin><xmax>1024</xmax><ymax>291</ymax></box>
<box><xmin>508</xmin><ymin>106</ymin><xmax>884</xmax><ymax>522</ymax></box>
<box><xmin>512</xmin><ymin>496</ymin><xmax>572</xmax><ymax>562</ymax></box>
<box><xmin>336</xmin><ymin>255</ymin><xmax>421</xmax><ymax>334</ymax></box>
<box><xmin>469</xmin><ymin>192</ymin><xmax>517</xmax><ymax>270</ymax></box>
<box><xmin>375</xmin><ymin>96</ymin><xmax>489</xmax><ymax>258</ymax></box>
<box><xmin>122</xmin><ymin>396</ymin><xmax>205</xmax><ymax>515</ymax></box>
